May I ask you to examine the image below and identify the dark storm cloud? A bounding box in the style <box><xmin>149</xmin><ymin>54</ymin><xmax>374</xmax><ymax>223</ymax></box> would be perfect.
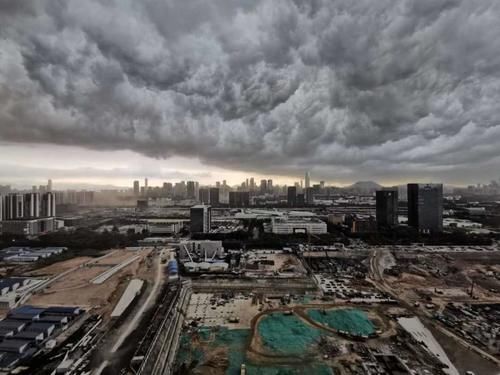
<box><xmin>1</xmin><ymin>0</ymin><xmax>500</xmax><ymax>182</ymax></box>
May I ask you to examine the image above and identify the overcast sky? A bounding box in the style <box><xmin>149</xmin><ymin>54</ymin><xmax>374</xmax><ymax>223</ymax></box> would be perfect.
<box><xmin>1</xmin><ymin>0</ymin><xmax>500</xmax><ymax>188</ymax></box>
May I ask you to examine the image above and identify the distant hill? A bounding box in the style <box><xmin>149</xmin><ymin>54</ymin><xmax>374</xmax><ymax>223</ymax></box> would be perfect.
<box><xmin>346</xmin><ymin>181</ymin><xmax>382</xmax><ymax>192</ymax></box>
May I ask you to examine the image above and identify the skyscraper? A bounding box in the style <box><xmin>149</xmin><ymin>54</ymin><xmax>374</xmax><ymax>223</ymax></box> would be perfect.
<box><xmin>209</xmin><ymin>188</ymin><xmax>220</xmax><ymax>206</ymax></box>
<box><xmin>187</xmin><ymin>181</ymin><xmax>196</xmax><ymax>199</ymax></box>
<box><xmin>190</xmin><ymin>205</ymin><xmax>211</xmax><ymax>233</ymax></box>
<box><xmin>199</xmin><ymin>188</ymin><xmax>210</xmax><ymax>204</ymax></box>
<box><xmin>305</xmin><ymin>187</ymin><xmax>314</xmax><ymax>205</ymax></box>
<box><xmin>260</xmin><ymin>179</ymin><xmax>267</xmax><ymax>195</ymax></box>
<box><xmin>267</xmin><ymin>179</ymin><xmax>273</xmax><ymax>193</ymax></box>
<box><xmin>305</xmin><ymin>171</ymin><xmax>310</xmax><ymax>189</ymax></box>
<box><xmin>133</xmin><ymin>180</ymin><xmax>140</xmax><ymax>196</ymax></box>
<box><xmin>47</xmin><ymin>179</ymin><xmax>53</xmax><ymax>192</ymax></box>
<box><xmin>287</xmin><ymin>186</ymin><xmax>297</xmax><ymax>207</ymax></box>
<box><xmin>407</xmin><ymin>183</ymin><xmax>443</xmax><ymax>233</ymax></box>
<box><xmin>376</xmin><ymin>189</ymin><xmax>398</xmax><ymax>228</ymax></box>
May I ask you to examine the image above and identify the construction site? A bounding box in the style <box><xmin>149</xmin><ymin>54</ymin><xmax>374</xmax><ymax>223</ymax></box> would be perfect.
<box><xmin>170</xmin><ymin>244</ymin><xmax>500</xmax><ymax>375</ymax></box>
<box><xmin>25</xmin><ymin>248</ymin><xmax>153</xmax><ymax>318</ymax></box>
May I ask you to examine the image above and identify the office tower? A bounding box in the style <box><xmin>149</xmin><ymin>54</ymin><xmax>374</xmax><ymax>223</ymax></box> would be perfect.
<box><xmin>32</xmin><ymin>185</ymin><xmax>37</xmax><ymax>192</ymax></box>
<box><xmin>305</xmin><ymin>172</ymin><xmax>310</xmax><ymax>189</ymax></box>
<box><xmin>187</xmin><ymin>181</ymin><xmax>196</xmax><ymax>199</ymax></box>
<box><xmin>24</xmin><ymin>193</ymin><xmax>40</xmax><ymax>218</ymax></box>
<box><xmin>296</xmin><ymin>193</ymin><xmax>305</xmax><ymax>207</ymax></box>
<box><xmin>174</xmin><ymin>182</ymin><xmax>187</xmax><ymax>198</ymax></box>
<box><xmin>0</xmin><ymin>195</ymin><xmax>3</xmax><ymax>221</ymax></box>
<box><xmin>190</xmin><ymin>205</ymin><xmax>211</xmax><ymax>233</ymax></box>
<box><xmin>39</xmin><ymin>185</ymin><xmax>47</xmax><ymax>194</ymax></box>
<box><xmin>246</xmin><ymin>179</ymin><xmax>249</xmax><ymax>189</ymax></box>
<box><xmin>287</xmin><ymin>186</ymin><xmax>297</xmax><ymax>207</ymax></box>
<box><xmin>229</xmin><ymin>191</ymin><xmax>250</xmax><ymax>207</ymax></box>
<box><xmin>47</xmin><ymin>179</ymin><xmax>53</xmax><ymax>192</ymax></box>
<box><xmin>376</xmin><ymin>189</ymin><xmax>398</xmax><ymax>228</ymax></box>
<box><xmin>305</xmin><ymin>187</ymin><xmax>314</xmax><ymax>205</ymax></box>
<box><xmin>133</xmin><ymin>180</ymin><xmax>140</xmax><ymax>196</ymax></box>
<box><xmin>162</xmin><ymin>182</ymin><xmax>173</xmax><ymax>197</ymax></box>
<box><xmin>223</xmin><ymin>180</ymin><xmax>227</xmax><ymax>186</ymax></box>
<box><xmin>260</xmin><ymin>180</ymin><xmax>267</xmax><ymax>195</ymax></box>
<box><xmin>209</xmin><ymin>188</ymin><xmax>220</xmax><ymax>206</ymax></box>
<box><xmin>267</xmin><ymin>179</ymin><xmax>273</xmax><ymax>193</ymax></box>
<box><xmin>407</xmin><ymin>183</ymin><xmax>443</xmax><ymax>233</ymax></box>
<box><xmin>199</xmin><ymin>188</ymin><xmax>209</xmax><ymax>204</ymax></box>
<box><xmin>216</xmin><ymin>181</ymin><xmax>221</xmax><ymax>189</ymax></box>
<box><xmin>41</xmin><ymin>192</ymin><xmax>56</xmax><ymax>217</ymax></box>
<box><xmin>249</xmin><ymin>178</ymin><xmax>255</xmax><ymax>191</ymax></box>
<box><xmin>320</xmin><ymin>181</ymin><xmax>325</xmax><ymax>189</ymax></box>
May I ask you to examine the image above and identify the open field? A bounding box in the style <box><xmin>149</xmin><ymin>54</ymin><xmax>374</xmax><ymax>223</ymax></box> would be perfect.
<box><xmin>27</xmin><ymin>249</ymin><xmax>153</xmax><ymax>317</ymax></box>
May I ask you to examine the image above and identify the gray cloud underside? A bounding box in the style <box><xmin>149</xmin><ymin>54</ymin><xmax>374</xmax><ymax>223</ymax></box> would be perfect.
<box><xmin>1</xmin><ymin>0</ymin><xmax>500</xmax><ymax>182</ymax></box>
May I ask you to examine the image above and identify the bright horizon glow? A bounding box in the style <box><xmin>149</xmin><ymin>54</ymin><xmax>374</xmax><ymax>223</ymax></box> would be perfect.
<box><xmin>0</xmin><ymin>142</ymin><xmax>473</xmax><ymax>190</ymax></box>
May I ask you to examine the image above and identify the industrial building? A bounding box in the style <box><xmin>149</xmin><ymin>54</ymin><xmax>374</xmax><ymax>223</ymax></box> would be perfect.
<box><xmin>0</xmin><ymin>305</ymin><xmax>83</xmax><ymax>369</ymax></box>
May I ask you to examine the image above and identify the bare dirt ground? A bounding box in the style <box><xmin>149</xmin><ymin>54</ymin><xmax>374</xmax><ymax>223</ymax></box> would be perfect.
<box><xmin>26</xmin><ymin>256</ymin><xmax>96</xmax><ymax>276</ymax></box>
<box><xmin>27</xmin><ymin>249</ymin><xmax>153</xmax><ymax>318</ymax></box>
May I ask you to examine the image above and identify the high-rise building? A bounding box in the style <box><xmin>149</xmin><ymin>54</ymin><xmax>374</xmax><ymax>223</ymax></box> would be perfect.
<box><xmin>3</xmin><ymin>194</ymin><xmax>24</xmax><ymax>220</ymax></box>
<box><xmin>305</xmin><ymin>172</ymin><xmax>310</xmax><ymax>189</ymax></box>
<box><xmin>209</xmin><ymin>188</ymin><xmax>220</xmax><ymax>206</ymax></box>
<box><xmin>249</xmin><ymin>178</ymin><xmax>255</xmax><ymax>191</ymax></box>
<box><xmin>376</xmin><ymin>189</ymin><xmax>398</xmax><ymax>228</ymax></box>
<box><xmin>24</xmin><ymin>193</ymin><xmax>40</xmax><ymax>218</ymax></box>
<box><xmin>267</xmin><ymin>179</ymin><xmax>273</xmax><ymax>193</ymax></box>
<box><xmin>229</xmin><ymin>191</ymin><xmax>250</xmax><ymax>207</ymax></box>
<box><xmin>162</xmin><ymin>182</ymin><xmax>173</xmax><ymax>197</ymax></box>
<box><xmin>199</xmin><ymin>188</ymin><xmax>210</xmax><ymax>204</ymax></box>
<box><xmin>41</xmin><ymin>192</ymin><xmax>56</xmax><ymax>217</ymax></box>
<box><xmin>287</xmin><ymin>186</ymin><xmax>297</xmax><ymax>207</ymax></box>
<box><xmin>305</xmin><ymin>187</ymin><xmax>314</xmax><ymax>205</ymax></box>
<box><xmin>407</xmin><ymin>183</ymin><xmax>443</xmax><ymax>233</ymax></box>
<box><xmin>187</xmin><ymin>181</ymin><xmax>196</xmax><ymax>199</ymax></box>
<box><xmin>260</xmin><ymin>180</ymin><xmax>267</xmax><ymax>195</ymax></box>
<box><xmin>47</xmin><ymin>179</ymin><xmax>53</xmax><ymax>192</ymax></box>
<box><xmin>133</xmin><ymin>180</ymin><xmax>140</xmax><ymax>196</ymax></box>
<box><xmin>190</xmin><ymin>205</ymin><xmax>211</xmax><ymax>233</ymax></box>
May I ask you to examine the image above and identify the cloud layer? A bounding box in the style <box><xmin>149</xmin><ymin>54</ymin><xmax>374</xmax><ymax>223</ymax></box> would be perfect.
<box><xmin>1</xmin><ymin>0</ymin><xmax>500</xmax><ymax>182</ymax></box>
